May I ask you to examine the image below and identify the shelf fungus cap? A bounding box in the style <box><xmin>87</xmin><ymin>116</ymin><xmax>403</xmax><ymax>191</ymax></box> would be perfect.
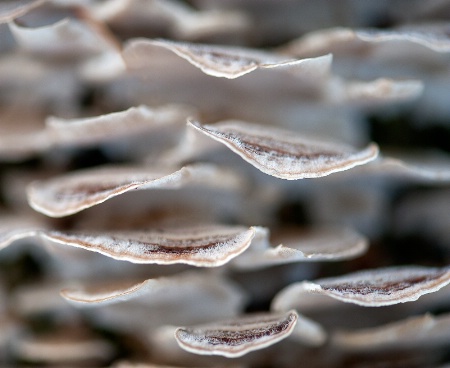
<box><xmin>332</xmin><ymin>312</ymin><xmax>450</xmax><ymax>351</ymax></box>
<box><xmin>0</xmin><ymin>213</ymin><xmax>48</xmax><ymax>251</ymax></box>
<box><xmin>332</xmin><ymin>154</ymin><xmax>450</xmax><ymax>183</ymax></box>
<box><xmin>123</xmin><ymin>38</ymin><xmax>304</xmax><ymax>79</ymax></box>
<box><xmin>355</xmin><ymin>27</ymin><xmax>450</xmax><ymax>53</ymax></box>
<box><xmin>8</xmin><ymin>16</ymin><xmax>117</xmax><ymax>58</ymax></box>
<box><xmin>40</xmin><ymin>224</ymin><xmax>257</xmax><ymax>267</ymax></box>
<box><xmin>273</xmin><ymin>266</ymin><xmax>450</xmax><ymax>309</ymax></box>
<box><xmin>233</xmin><ymin>226</ymin><xmax>368</xmax><ymax>270</ymax></box>
<box><xmin>282</xmin><ymin>25</ymin><xmax>450</xmax><ymax>57</ymax></box>
<box><xmin>188</xmin><ymin>119</ymin><xmax>378</xmax><ymax>180</ymax></box>
<box><xmin>175</xmin><ymin>310</ymin><xmax>298</xmax><ymax>358</ymax></box>
<box><xmin>27</xmin><ymin>163</ymin><xmax>242</xmax><ymax>217</ymax></box>
<box><xmin>46</xmin><ymin>104</ymin><xmax>195</xmax><ymax>146</ymax></box>
<box><xmin>60</xmin><ymin>270</ymin><xmax>246</xmax><ymax>309</ymax></box>
<box><xmin>13</xmin><ymin>330</ymin><xmax>114</xmax><ymax>364</ymax></box>
<box><xmin>0</xmin><ymin>0</ymin><xmax>46</xmax><ymax>23</ymax></box>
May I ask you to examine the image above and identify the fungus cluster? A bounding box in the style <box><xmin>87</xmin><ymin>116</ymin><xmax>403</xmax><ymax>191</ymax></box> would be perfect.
<box><xmin>1</xmin><ymin>1</ymin><xmax>450</xmax><ymax>367</ymax></box>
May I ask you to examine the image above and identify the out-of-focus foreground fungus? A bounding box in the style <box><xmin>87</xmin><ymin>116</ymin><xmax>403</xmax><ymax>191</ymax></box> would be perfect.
<box><xmin>1</xmin><ymin>1</ymin><xmax>450</xmax><ymax>367</ymax></box>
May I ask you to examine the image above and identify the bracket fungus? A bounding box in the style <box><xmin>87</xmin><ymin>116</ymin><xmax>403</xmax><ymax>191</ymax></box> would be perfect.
<box><xmin>59</xmin><ymin>270</ymin><xmax>245</xmax><ymax>308</ymax></box>
<box><xmin>188</xmin><ymin>119</ymin><xmax>379</xmax><ymax>179</ymax></box>
<box><xmin>13</xmin><ymin>327</ymin><xmax>114</xmax><ymax>365</ymax></box>
<box><xmin>174</xmin><ymin>310</ymin><xmax>298</xmax><ymax>358</ymax></box>
<box><xmin>232</xmin><ymin>226</ymin><xmax>368</xmax><ymax>270</ymax></box>
<box><xmin>8</xmin><ymin>18</ymin><xmax>115</xmax><ymax>57</ymax></box>
<box><xmin>42</xmin><ymin>225</ymin><xmax>257</xmax><ymax>267</ymax></box>
<box><xmin>123</xmin><ymin>38</ymin><xmax>302</xmax><ymax>79</ymax></box>
<box><xmin>45</xmin><ymin>104</ymin><xmax>196</xmax><ymax>146</ymax></box>
<box><xmin>0</xmin><ymin>223</ymin><xmax>257</xmax><ymax>267</ymax></box>
<box><xmin>58</xmin><ymin>271</ymin><xmax>248</xmax><ymax>333</ymax></box>
<box><xmin>27</xmin><ymin>163</ymin><xmax>244</xmax><ymax>217</ymax></box>
<box><xmin>281</xmin><ymin>25</ymin><xmax>450</xmax><ymax>58</ymax></box>
<box><xmin>1</xmin><ymin>1</ymin><xmax>450</xmax><ymax>367</ymax></box>
<box><xmin>272</xmin><ymin>266</ymin><xmax>450</xmax><ymax>309</ymax></box>
<box><xmin>332</xmin><ymin>312</ymin><xmax>450</xmax><ymax>352</ymax></box>
<box><xmin>0</xmin><ymin>0</ymin><xmax>47</xmax><ymax>23</ymax></box>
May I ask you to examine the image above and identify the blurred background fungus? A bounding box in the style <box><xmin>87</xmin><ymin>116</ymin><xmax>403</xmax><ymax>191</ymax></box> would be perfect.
<box><xmin>1</xmin><ymin>1</ymin><xmax>450</xmax><ymax>367</ymax></box>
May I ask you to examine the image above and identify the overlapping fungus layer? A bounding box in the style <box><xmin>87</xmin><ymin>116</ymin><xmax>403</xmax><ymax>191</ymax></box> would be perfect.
<box><xmin>0</xmin><ymin>1</ymin><xmax>449</xmax><ymax>367</ymax></box>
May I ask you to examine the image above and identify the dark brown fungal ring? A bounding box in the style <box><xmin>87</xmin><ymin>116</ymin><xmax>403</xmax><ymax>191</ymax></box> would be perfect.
<box><xmin>175</xmin><ymin>310</ymin><xmax>298</xmax><ymax>357</ymax></box>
